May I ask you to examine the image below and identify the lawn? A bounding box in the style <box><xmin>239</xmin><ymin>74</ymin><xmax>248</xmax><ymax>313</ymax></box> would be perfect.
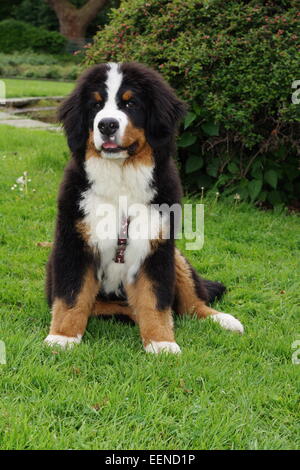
<box><xmin>1</xmin><ymin>78</ymin><xmax>74</xmax><ymax>98</ymax></box>
<box><xmin>0</xmin><ymin>125</ymin><xmax>299</xmax><ymax>450</ymax></box>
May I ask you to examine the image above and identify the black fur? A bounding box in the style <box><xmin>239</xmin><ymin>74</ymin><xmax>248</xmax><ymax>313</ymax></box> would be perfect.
<box><xmin>47</xmin><ymin>62</ymin><xmax>225</xmax><ymax>316</ymax></box>
<box><xmin>58</xmin><ymin>65</ymin><xmax>108</xmax><ymax>159</ymax></box>
<box><xmin>46</xmin><ymin>159</ymin><xmax>92</xmax><ymax>306</ymax></box>
<box><xmin>202</xmin><ymin>280</ymin><xmax>226</xmax><ymax>304</ymax></box>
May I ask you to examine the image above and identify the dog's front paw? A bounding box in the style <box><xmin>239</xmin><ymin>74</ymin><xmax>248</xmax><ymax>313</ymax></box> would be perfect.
<box><xmin>211</xmin><ymin>313</ymin><xmax>244</xmax><ymax>334</ymax></box>
<box><xmin>44</xmin><ymin>334</ymin><xmax>82</xmax><ymax>349</ymax></box>
<box><xmin>144</xmin><ymin>341</ymin><xmax>181</xmax><ymax>354</ymax></box>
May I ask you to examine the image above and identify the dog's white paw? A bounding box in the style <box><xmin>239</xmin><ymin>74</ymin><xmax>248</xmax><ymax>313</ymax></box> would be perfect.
<box><xmin>144</xmin><ymin>341</ymin><xmax>181</xmax><ymax>354</ymax></box>
<box><xmin>211</xmin><ymin>313</ymin><xmax>244</xmax><ymax>334</ymax></box>
<box><xmin>44</xmin><ymin>334</ymin><xmax>82</xmax><ymax>349</ymax></box>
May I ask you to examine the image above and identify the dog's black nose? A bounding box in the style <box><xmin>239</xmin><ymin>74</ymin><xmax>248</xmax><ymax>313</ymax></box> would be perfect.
<box><xmin>98</xmin><ymin>118</ymin><xmax>119</xmax><ymax>136</ymax></box>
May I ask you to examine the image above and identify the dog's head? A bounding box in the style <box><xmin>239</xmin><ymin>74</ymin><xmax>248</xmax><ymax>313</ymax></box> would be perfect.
<box><xmin>59</xmin><ymin>62</ymin><xmax>186</xmax><ymax>162</ymax></box>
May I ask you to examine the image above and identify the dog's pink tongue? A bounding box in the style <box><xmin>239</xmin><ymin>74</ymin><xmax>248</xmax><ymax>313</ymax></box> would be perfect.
<box><xmin>103</xmin><ymin>141</ymin><xmax>118</xmax><ymax>149</ymax></box>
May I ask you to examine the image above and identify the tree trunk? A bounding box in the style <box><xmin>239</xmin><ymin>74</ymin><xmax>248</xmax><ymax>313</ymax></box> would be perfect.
<box><xmin>46</xmin><ymin>0</ymin><xmax>107</xmax><ymax>47</ymax></box>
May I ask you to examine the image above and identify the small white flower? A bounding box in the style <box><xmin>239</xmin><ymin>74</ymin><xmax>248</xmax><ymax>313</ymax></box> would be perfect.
<box><xmin>16</xmin><ymin>176</ymin><xmax>25</xmax><ymax>184</ymax></box>
<box><xmin>234</xmin><ymin>193</ymin><xmax>241</xmax><ymax>201</ymax></box>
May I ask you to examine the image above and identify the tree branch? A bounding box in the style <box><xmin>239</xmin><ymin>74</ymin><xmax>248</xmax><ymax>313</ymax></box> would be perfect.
<box><xmin>45</xmin><ymin>0</ymin><xmax>108</xmax><ymax>43</ymax></box>
<box><xmin>46</xmin><ymin>0</ymin><xmax>108</xmax><ymax>26</ymax></box>
<box><xmin>80</xmin><ymin>0</ymin><xmax>108</xmax><ymax>26</ymax></box>
<box><xmin>45</xmin><ymin>0</ymin><xmax>77</xmax><ymax>16</ymax></box>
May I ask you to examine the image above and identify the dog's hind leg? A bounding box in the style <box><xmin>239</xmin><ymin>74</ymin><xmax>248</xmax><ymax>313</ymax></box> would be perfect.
<box><xmin>174</xmin><ymin>249</ymin><xmax>244</xmax><ymax>333</ymax></box>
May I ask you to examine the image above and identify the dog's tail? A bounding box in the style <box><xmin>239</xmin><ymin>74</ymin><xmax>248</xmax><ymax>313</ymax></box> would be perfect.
<box><xmin>202</xmin><ymin>279</ymin><xmax>226</xmax><ymax>304</ymax></box>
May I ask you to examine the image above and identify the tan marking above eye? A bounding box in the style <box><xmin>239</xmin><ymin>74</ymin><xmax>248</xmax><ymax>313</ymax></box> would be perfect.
<box><xmin>122</xmin><ymin>90</ymin><xmax>133</xmax><ymax>101</ymax></box>
<box><xmin>93</xmin><ymin>91</ymin><xmax>102</xmax><ymax>102</ymax></box>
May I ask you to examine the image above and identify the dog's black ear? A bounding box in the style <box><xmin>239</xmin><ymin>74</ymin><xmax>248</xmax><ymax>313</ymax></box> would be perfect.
<box><xmin>146</xmin><ymin>72</ymin><xmax>187</xmax><ymax>147</ymax></box>
<box><xmin>58</xmin><ymin>85</ymin><xmax>88</xmax><ymax>157</ymax></box>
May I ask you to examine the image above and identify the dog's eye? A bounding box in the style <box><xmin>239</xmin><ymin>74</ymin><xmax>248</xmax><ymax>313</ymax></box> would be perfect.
<box><xmin>94</xmin><ymin>102</ymin><xmax>103</xmax><ymax>110</ymax></box>
<box><xmin>125</xmin><ymin>100</ymin><xmax>135</xmax><ymax>109</ymax></box>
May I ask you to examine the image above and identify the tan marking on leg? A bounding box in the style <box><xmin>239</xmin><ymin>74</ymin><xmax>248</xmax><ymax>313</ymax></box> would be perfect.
<box><xmin>175</xmin><ymin>249</ymin><xmax>217</xmax><ymax>318</ymax></box>
<box><xmin>126</xmin><ymin>270</ymin><xmax>175</xmax><ymax>347</ymax></box>
<box><xmin>49</xmin><ymin>267</ymin><xmax>100</xmax><ymax>338</ymax></box>
<box><xmin>76</xmin><ymin>220</ymin><xmax>91</xmax><ymax>245</ymax></box>
<box><xmin>175</xmin><ymin>250</ymin><xmax>244</xmax><ymax>333</ymax></box>
<box><xmin>92</xmin><ymin>299</ymin><xmax>136</xmax><ymax>322</ymax></box>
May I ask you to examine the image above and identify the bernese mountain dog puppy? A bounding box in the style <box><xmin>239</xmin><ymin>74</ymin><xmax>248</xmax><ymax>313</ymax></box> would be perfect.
<box><xmin>45</xmin><ymin>62</ymin><xmax>244</xmax><ymax>354</ymax></box>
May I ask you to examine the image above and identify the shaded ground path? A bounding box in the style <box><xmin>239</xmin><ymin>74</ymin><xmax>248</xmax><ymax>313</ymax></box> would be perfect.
<box><xmin>0</xmin><ymin>96</ymin><xmax>63</xmax><ymax>131</ymax></box>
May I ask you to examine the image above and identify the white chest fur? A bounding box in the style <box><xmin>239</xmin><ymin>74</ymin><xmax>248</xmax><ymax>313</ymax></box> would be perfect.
<box><xmin>79</xmin><ymin>157</ymin><xmax>157</xmax><ymax>295</ymax></box>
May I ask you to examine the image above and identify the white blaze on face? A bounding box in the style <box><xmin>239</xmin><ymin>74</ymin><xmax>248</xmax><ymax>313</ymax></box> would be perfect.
<box><xmin>93</xmin><ymin>63</ymin><xmax>128</xmax><ymax>158</ymax></box>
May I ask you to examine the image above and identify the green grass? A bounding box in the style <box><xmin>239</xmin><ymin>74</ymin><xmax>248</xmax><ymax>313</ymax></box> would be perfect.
<box><xmin>0</xmin><ymin>125</ymin><xmax>299</xmax><ymax>450</ymax></box>
<box><xmin>2</xmin><ymin>78</ymin><xmax>74</xmax><ymax>98</ymax></box>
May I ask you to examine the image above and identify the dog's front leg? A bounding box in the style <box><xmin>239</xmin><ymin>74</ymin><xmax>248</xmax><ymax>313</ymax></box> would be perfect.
<box><xmin>126</xmin><ymin>245</ymin><xmax>180</xmax><ymax>354</ymax></box>
<box><xmin>45</xmin><ymin>266</ymin><xmax>99</xmax><ymax>348</ymax></box>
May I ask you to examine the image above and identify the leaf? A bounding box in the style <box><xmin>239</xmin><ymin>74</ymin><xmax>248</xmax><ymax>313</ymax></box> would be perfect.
<box><xmin>217</xmin><ymin>174</ymin><xmax>231</xmax><ymax>185</ymax></box>
<box><xmin>258</xmin><ymin>190</ymin><xmax>267</xmax><ymax>202</ymax></box>
<box><xmin>251</xmin><ymin>160</ymin><xmax>263</xmax><ymax>179</ymax></box>
<box><xmin>192</xmin><ymin>102</ymin><xmax>202</xmax><ymax>115</ymax></box>
<box><xmin>238</xmin><ymin>186</ymin><xmax>249</xmax><ymax>200</ymax></box>
<box><xmin>251</xmin><ymin>167</ymin><xmax>263</xmax><ymax>180</ymax></box>
<box><xmin>201</xmin><ymin>121</ymin><xmax>219</xmax><ymax>136</ymax></box>
<box><xmin>264</xmin><ymin>169</ymin><xmax>278</xmax><ymax>189</ymax></box>
<box><xmin>248</xmin><ymin>179</ymin><xmax>263</xmax><ymax>201</ymax></box>
<box><xmin>207</xmin><ymin>159</ymin><xmax>220</xmax><ymax>178</ymax></box>
<box><xmin>178</xmin><ymin>132</ymin><xmax>197</xmax><ymax>148</ymax></box>
<box><xmin>267</xmin><ymin>190</ymin><xmax>283</xmax><ymax>206</ymax></box>
<box><xmin>185</xmin><ymin>155</ymin><xmax>203</xmax><ymax>174</ymax></box>
<box><xmin>284</xmin><ymin>165</ymin><xmax>298</xmax><ymax>182</ymax></box>
<box><xmin>228</xmin><ymin>162</ymin><xmax>239</xmax><ymax>174</ymax></box>
<box><xmin>274</xmin><ymin>144</ymin><xmax>287</xmax><ymax>159</ymax></box>
<box><xmin>184</xmin><ymin>112</ymin><xmax>197</xmax><ymax>129</ymax></box>
<box><xmin>251</xmin><ymin>160</ymin><xmax>262</xmax><ymax>172</ymax></box>
<box><xmin>196</xmin><ymin>174</ymin><xmax>213</xmax><ymax>188</ymax></box>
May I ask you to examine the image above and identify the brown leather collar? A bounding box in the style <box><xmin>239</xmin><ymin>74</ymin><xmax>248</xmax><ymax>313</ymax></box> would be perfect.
<box><xmin>114</xmin><ymin>215</ymin><xmax>129</xmax><ymax>264</ymax></box>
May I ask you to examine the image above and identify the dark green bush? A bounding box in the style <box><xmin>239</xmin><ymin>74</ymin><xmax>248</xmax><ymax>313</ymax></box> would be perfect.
<box><xmin>0</xmin><ymin>19</ymin><xmax>66</xmax><ymax>54</ymax></box>
<box><xmin>12</xmin><ymin>0</ymin><xmax>59</xmax><ymax>31</ymax></box>
<box><xmin>86</xmin><ymin>0</ymin><xmax>300</xmax><ymax>207</ymax></box>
